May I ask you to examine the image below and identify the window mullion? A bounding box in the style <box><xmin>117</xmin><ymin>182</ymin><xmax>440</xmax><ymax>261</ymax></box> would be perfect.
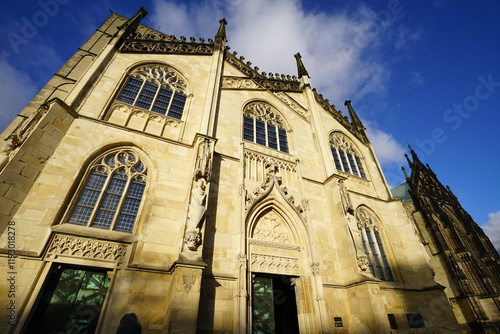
<box><xmin>370</xmin><ymin>228</ymin><xmax>384</xmax><ymax>277</ymax></box>
<box><xmin>352</xmin><ymin>154</ymin><xmax>361</xmax><ymax>176</ymax></box>
<box><xmin>149</xmin><ymin>82</ymin><xmax>162</xmax><ymax>112</ymax></box>
<box><xmin>88</xmin><ymin>171</ymin><xmax>113</xmax><ymax>227</ymax></box>
<box><xmin>253</xmin><ymin>117</ymin><xmax>257</xmax><ymax>143</ymax></box>
<box><xmin>264</xmin><ymin>122</ymin><xmax>269</xmax><ymax>147</ymax></box>
<box><xmin>345</xmin><ymin>151</ymin><xmax>354</xmax><ymax>174</ymax></box>
<box><xmin>166</xmin><ymin>86</ymin><xmax>175</xmax><ymax>116</ymax></box>
<box><xmin>110</xmin><ymin>175</ymin><xmax>132</xmax><ymax>231</ymax></box>
<box><xmin>132</xmin><ymin>79</ymin><xmax>146</xmax><ymax>106</ymax></box>
<box><xmin>276</xmin><ymin>125</ymin><xmax>281</xmax><ymax>151</ymax></box>
<box><xmin>360</xmin><ymin>226</ymin><xmax>374</xmax><ymax>273</ymax></box>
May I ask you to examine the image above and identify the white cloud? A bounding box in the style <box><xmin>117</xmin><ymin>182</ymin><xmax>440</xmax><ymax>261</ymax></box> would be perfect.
<box><xmin>482</xmin><ymin>211</ymin><xmax>500</xmax><ymax>254</ymax></box>
<box><xmin>149</xmin><ymin>0</ymin><xmax>404</xmax><ymax>103</ymax></box>
<box><xmin>364</xmin><ymin>120</ymin><xmax>406</xmax><ymax>167</ymax></box>
<box><xmin>0</xmin><ymin>54</ymin><xmax>37</xmax><ymax>133</ymax></box>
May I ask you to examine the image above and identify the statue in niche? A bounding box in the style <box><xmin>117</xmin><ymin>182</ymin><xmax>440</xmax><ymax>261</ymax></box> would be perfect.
<box><xmin>195</xmin><ymin>139</ymin><xmax>211</xmax><ymax>179</ymax></box>
<box><xmin>338</xmin><ymin>179</ymin><xmax>353</xmax><ymax>215</ymax></box>
<box><xmin>184</xmin><ymin>176</ymin><xmax>207</xmax><ymax>251</ymax></box>
<box><xmin>347</xmin><ymin>215</ymin><xmax>367</xmax><ymax>269</ymax></box>
<box><xmin>187</xmin><ymin>177</ymin><xmax>207</xmax><ymax>230</ymax></box>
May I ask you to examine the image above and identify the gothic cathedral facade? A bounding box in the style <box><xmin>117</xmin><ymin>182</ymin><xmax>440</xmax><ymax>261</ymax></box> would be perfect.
<box><xmin>0</xmin><ymin>7</ymin><xmax>470</xmax><ymax>333</ymax></box>
<box><xmin>392</xmin><ymin>149</ymin><xmax>500</xmax><ymax>333</ymax></box>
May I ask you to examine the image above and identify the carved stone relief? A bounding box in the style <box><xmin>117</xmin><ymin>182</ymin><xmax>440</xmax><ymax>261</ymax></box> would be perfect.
<box><xmin>252</xmin><ymin>210</ymin><xmax>291</xmax><ymax>244</ymax></box>
<box><xmin>221</xmin><ymin>77</ymin><xmax>260</xmax><ymax>90</ymax></box>
<box><xmin>120</xmin><ymin>40</ymin><xmax>214</xmax><ymax>55</ymax></box>
<box><xmin>273</xmin><ymin>91</ymin><xmax>308</xmax><ymax>119</ymax></box>
<box><xmin>109</xmin><ymin>102</ymin><xmax>182</xmax><ymax>127</ymax></box>
<box><xmin>182</xmin><ymin>275</ymin><xmax>197</xmax><ymax>293</ymax></box>
<box><xmin>47</xmin><ymin>234</ymin><xmax>127</xmax><ymax>263</ymax></box>
<box><xmin>251</xmin><ymin>253</ymin><xmax>299</xmax><ymax>275</ymax></box>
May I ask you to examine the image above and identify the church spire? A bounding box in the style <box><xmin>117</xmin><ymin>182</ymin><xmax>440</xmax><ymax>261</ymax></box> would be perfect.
<box><xmin>117</xmin><ymin>7</ymin><xmax>148</xmax><ymax>39</ymax></box>
<box><xmin>294</xmin><ymin>52</ymin><xmax>309</xmax><ymax>77</ymax></box>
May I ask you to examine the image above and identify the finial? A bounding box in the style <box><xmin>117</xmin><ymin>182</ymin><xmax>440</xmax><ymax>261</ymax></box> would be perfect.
<box><xmin>215</xmin><ymin>18</ymin><xmax>228</xmax><ymax>41</ymax></box>
<box><xmin>401</xmin><ymin>166</ymin><xmax>410</xmax><ymax>179</ymax></box>
<box><xmin>407</xmin><ymin>141</ymin><xmax>413</xmax><ymax>151</ymax></box>
<box><xmin>344</xmin><ymin>100</ymin><xmax>369</xmax><ymax>143</ymax></box>
<box><xmin>117</xmin><ymin>6</ymin><xmax>149</xmax><ymax>38</ymax></box>
<box><xmin>294</xmin><ymin>52</ymin><xmax>309</xmax><ymax>77</ymax></box>
<box><xmin>404</xmin><ymin>153</ymin><xmax>414</xmax><ymax>169</ymax></box>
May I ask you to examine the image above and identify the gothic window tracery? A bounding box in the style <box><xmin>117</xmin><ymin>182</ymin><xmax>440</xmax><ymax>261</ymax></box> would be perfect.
<box><xmin>356</xmin><ymin>208</ymin><xmax>393</xmax><ymax>281</ymax></box>
<box><xmin>117</xmin><ymin>64</ymin><xmax>188</xmax><ymax>119</ymax></box>
<box><xmin>330</xmin><ymin>132</ymin><xmax>366</xmax><ymax>178</ymax></box>
<box><xmin>243</xmin><ymin>101</ymin><xmax>289</xmax><ymax>153</ymax></box>
<box><xmin>66</xmin><ymin>148</ymin><xmax>147</xmax><ymax>233</ymax></box>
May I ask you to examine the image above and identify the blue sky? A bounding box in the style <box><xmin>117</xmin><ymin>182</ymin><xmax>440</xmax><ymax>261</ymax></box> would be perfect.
<box><xmin>1</xmin><ymin>0</ymin><xmax>499</xmax><ymax>250</ymax></box>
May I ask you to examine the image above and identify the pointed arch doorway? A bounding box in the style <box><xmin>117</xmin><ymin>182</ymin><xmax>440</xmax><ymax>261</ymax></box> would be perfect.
<box><xmin>247</xmin><ymin>207</ymin><xmax>303</xmax><ymax>333</ymax></box>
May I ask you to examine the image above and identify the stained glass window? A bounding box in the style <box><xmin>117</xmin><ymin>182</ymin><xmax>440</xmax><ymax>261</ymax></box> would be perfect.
<box><xmin>330</xmin><ymin>132</ymin><xmax>366</xmax><ymax>179</ymax></box>
<box><xmin>67</xmin><ymin>149</ymin><xmax>147</xmax><ymax>233</ymax></box>
<box><xmin>357</xmin><ymin>208</ymin><xmax>393</xmax><ymax>281</ymax></box>
<box><xmin>117</xmin><ymin>64</ymin><xmax>188</xmax><ymax>119</ymax></box>
<box><xmin>243</xmin><ymin>102</ymin><xmax>289</xmax><ymax>153</ymax></box>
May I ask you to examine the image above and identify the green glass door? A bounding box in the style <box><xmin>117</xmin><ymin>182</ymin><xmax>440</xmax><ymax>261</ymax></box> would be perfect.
<box><xmin>27</xmin><ymin>265</ymin><xmax>110</xmax><ymax>334</ymax></box>
<box><xmin>252</xmin><ymin>275</ymin><xmax>299</xmax><ymax>334</ymax></box>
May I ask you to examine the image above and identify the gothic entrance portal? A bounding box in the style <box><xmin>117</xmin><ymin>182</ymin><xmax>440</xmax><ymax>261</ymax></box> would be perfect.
<box><xmin>26</xmin><ymin>265</ymin><xmax>110</xmax><ymax>333</ymax></box>
<box><xmin>251</xmin><ymin>274</ymin><xmax>299</xmax><ymax>334</ymax></box>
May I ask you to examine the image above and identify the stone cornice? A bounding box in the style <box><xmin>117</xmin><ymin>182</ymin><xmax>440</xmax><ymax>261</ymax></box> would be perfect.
<box><xmin>119</xmin><ymin>39</ymin><xmax>214</xmax><ymax>55</ymax></box>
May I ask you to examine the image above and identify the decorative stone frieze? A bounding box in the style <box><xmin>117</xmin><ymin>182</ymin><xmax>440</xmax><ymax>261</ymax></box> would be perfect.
<box><xmin>120</xmin><ymin>40</ymin><xmax>214</xmax><ymax>55</ymax></box>
<box><xmin>47</xmin><ymin>234</ymin><xmax>127</xmax><ymax>263</ymax></box>
<box><xmin>251</xmin><ymin>253</ymin><xmax>299</xmax><ymax>275</ymax></box>
<box><xmin>108</xmin><ymin>102</ymin><xmax>182</xmax><ymax>127</ymax></box>
<box><xmin>222</xmin><ymin>77</ymin><xmax>261</xmax><ymax>90</ymax></box>
<box><xmin>248</xmin><ymin>238</ymin><xmax>301</xmax><ymax>251</ymax></box>
<box><xmin>273</xmin><ymin>91</ymin><xmax>308</xmax><ymax>119</ymax></box>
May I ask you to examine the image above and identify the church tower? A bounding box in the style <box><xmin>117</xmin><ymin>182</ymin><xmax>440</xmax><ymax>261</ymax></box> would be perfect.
<box><xmin>393</xmin><ymin>148</ymin><xmax>500</xmax><ymax>333</ymax></box>
<box><xmin>0</xmin><ymin>7</ymin><xmax>462</xmax><ymax>333</ymax></box>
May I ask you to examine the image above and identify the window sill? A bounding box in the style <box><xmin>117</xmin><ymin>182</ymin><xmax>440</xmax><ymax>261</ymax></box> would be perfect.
<box><xmin>51</xmin><ymin>224</ymin><xmax>138</xmax><ymax>244</ymax></box>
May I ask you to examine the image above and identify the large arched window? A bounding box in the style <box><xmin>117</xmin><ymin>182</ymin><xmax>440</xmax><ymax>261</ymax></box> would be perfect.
<box><xmin>116</xmin><ymin>64</ymin><xmax>187</xmax><ymax>119</ymax></box>
<box><xmin>356</xmin><ymin>208</ymin><xmax>393</xmax><ymax>281</ymax></box>
<box><xmin>330</xmin><ymin>132</ymin><xmax>366</xmax><ymax>178</ymax></box>
<box><xmin>66</xmin><ymin>148</ymin><xmax>147</xmax><ymax>233</ymax></box>
<box><xmin>243</xmin><ymin>101</ymin><xmax>289</xmax><ymax>153</ymax></box>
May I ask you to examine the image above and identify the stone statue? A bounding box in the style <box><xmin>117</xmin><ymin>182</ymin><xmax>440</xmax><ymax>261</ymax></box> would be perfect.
<box><xmin>187</xmin><ymin>177</ymin><xmax>207</xmax><ymax>230</ymax></box>
<box><xmin>338</xmin><ymin>179</ymin><xmax>353</xmax><ymax>215</ymax></box>
<box><xmin>347</xmin><ymin>215</ymin><xmax>369</xmax><ymax>272</ymax></box>
<box><xmin>195</xmin><ymin>139</ymin><xmax>211</xmax><ymax>179</ymax></box>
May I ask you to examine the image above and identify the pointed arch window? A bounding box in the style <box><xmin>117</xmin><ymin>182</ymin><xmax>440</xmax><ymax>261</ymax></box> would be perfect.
<box><xmin>330</xmin><ymin>132</ymin><xmax>366</xmax><ymax>178</ymax></box>
<box><xmin>356</xmin><ymin>208</ymin><xmax>393</xmax><ymax>281</ymax></box>
<box><xmin>243</xmin><ymin>102</ymin><xmax>289</xmax><ymax>153</ymax></box>
<box><xmin>116</xmin><ymin>64</ymin><xmax>187</xmax><ymax>119</ymax></box>
<box><xmin>66</xmin><ymin>148</ymin><xmax>147</xmax><ymax>233</ymax></box>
